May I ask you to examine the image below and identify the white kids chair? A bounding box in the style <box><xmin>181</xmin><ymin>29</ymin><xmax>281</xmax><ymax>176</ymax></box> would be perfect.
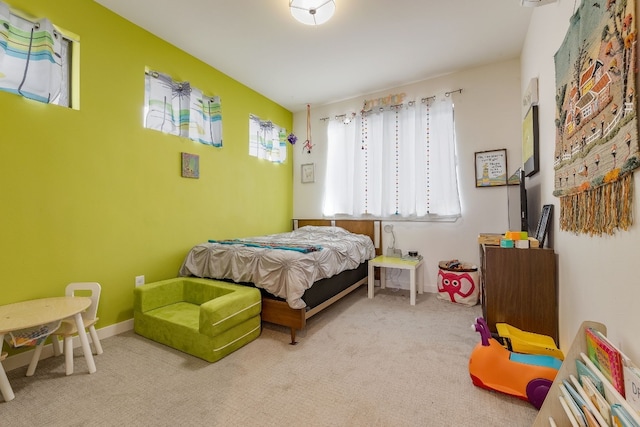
<box><xmin>50</xmin><ymin>282</ymin><xmax>103</xmax><ymax>375</ymax></box>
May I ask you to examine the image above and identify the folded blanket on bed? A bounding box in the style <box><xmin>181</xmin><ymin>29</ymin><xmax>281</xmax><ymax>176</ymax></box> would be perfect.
<box><xmin>208</xmin><ymin>239</ymin><xmax>322</xmax><ymax>253</ymax></box>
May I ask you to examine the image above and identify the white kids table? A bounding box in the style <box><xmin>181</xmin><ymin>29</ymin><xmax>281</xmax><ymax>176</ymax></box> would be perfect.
<box><xmin>368</xmin><ymin>255</ymin><xmax>425</xmax><ymax>305</ymax></box>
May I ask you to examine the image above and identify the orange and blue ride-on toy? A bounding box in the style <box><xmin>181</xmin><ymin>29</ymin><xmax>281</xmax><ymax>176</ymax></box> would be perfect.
<box><xmin>468</xmin><ymin>317</ymin><xmax>561</xmax><ymax>409</ymax></box>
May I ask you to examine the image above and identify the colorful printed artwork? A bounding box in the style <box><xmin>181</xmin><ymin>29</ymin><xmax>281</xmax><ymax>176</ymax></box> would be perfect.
<box><xmin>181</xmin><ymin>152</ymin><xmax>199</xmax><ymax>179</ymax></box>
<box><xmin>554</xmin><ymin>0</ymin><xmax>639</xmax><ymax>235</ymax></box>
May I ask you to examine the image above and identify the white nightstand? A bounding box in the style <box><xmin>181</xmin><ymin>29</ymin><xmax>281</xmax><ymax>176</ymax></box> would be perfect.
<box><xmin>368</xmin><ymin>255</ymin><xmax>425</xmax><ymax>305</ymax></box>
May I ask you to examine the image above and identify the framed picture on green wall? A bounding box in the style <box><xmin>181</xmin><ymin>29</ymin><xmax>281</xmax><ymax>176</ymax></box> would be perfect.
<box><xmin>181</xmin><ymin>153</ymin><xmax>199</xmax><ymax>179</ymax></box>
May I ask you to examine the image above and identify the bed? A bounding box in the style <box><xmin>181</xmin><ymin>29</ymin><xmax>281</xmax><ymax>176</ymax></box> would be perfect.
<box><xmin>178</xmin><ymin>219</ymin><xmax>381</xmax><ymax>343</ymax></box>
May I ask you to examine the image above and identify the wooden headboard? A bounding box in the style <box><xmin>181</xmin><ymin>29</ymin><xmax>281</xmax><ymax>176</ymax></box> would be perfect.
<box><xmin>293</xmin><ymin>219</ymin><xmax>382</xmax><ymax>255</ymax></box>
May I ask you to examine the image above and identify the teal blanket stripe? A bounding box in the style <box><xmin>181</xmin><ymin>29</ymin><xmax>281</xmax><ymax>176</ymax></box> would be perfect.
<box><xmin>208</xmin><ymin>239</ymin><xmax>322</xmax><ymax>253</ymax></box>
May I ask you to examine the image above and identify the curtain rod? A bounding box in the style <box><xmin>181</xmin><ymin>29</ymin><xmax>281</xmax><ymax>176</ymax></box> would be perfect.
<box><xmin>320</xmin><ymin>88</ymin><xmax>463</xmax><ymax>121</ymax></box>
<box><xmin>320</xmin><ymin>101</ymin><xmax>413</xmax><ymax>120</ymax></box>
<box><xmin>320</xmin><ymin>112</ymin><xmax>357</xmax><ymax>122</ymax></box>
<box><xmin>421</xmin><ymin>88</ymin><xmax>463</xmax><ymax>103</ymax></box>
<box><xmin>6</xmin><ymin>5</ymin><xmax>80</xmax><ymax>42</ymax></box>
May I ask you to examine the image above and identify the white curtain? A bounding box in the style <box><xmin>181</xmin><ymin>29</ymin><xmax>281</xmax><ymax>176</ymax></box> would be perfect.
<box><xmin>426</xmin><ymin>96</ymin><xmax>461</xmax><ymax>217</ymax></box>
<box><xmin>144</xmin><ymin>71</ymin><xmax>190</xmax><ymax>137</ymax></box>
<box><xmin>0</xmin><ymin>1</ymin><xmax>63</xmax><ymax>103</ymax></box>
<box><xmin>145</xmin><ymin>70</ymin><xmax>223</xmax><ymax>147</ymax></box>
<box><xmin>323</xmin><ymin>118</ymin><xmax>360</xmax><ymax>215</ymax></box>
<box><xmin>323</xmin><ymin>96</ymin><xmax>460</xmax><ymax>219</ymax></box>
<box><xmin>51</xmin><ymin>38</ymin><xmax>69</xmax><ymax>107</ymax></box>
<box><xmin>248</xmin><ymin>114</ymin><xmax>287</xmax><ymax>163</ymax></box>
<box><xmin>189</xmin><ymin>88</ymin><xmax>222</xmax><ymax>147</ymax></box>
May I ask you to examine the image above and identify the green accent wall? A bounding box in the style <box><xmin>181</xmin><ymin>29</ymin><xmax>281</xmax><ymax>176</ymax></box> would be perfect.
<box><xmin>0</xmin><ymin>1</ymin><xmax>293</xmax><ymax>329</ymax></box>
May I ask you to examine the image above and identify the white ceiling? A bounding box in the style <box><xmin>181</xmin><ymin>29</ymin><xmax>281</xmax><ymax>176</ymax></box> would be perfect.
<box><xmin>94</xmin><ymin>0</ymin><xmax>534</xmax><ymax>113</ymax></box>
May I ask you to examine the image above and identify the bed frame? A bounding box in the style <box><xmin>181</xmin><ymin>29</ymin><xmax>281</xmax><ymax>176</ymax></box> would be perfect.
<box><xmin>260</xmin><ymin>219</ymin><xmax>381</xmax><ymax>344</ymax></box>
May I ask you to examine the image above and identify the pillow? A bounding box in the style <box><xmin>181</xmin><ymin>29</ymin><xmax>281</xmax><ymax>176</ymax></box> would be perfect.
<box><xmin>296</xmin><ymin>225</ymin><xmax>350</xmax><ymax>235</ymax></box>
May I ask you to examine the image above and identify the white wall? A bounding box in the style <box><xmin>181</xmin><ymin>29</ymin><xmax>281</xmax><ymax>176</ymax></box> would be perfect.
<box><xmin>292</xmin><ymin>59</ymin><xmax>525</xmax><ymax>292</ymax></box>
<box><xmin>521</xmin><ymin>0</ymin><xmax>640</xmax><ymax>362</ymax></box>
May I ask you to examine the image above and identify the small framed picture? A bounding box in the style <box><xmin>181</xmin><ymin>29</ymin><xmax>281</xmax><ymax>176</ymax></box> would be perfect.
<box><xmin>301</xmin><ymin>163</ymin><xmax>315</xmax><ymax>183</ymax></box>
<box><xmin>475</xmin><ymin>149</ymin><xmax>508</xmax><ymax>187</ymax></box>
<box><xmin>535</xmin><ymin>204</ymin><xmax>553</xmax><ymax>248</ymax></box>
<box><xmin>181</xmin><ymin>152</ymin><xmax>199</xmax><ymax>179</ymax></box>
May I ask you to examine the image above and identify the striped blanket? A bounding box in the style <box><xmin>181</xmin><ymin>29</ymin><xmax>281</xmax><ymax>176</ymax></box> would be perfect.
<box><xmin>209</xmin><ymin>239</ymin><xmax>322</xmax><ymax>253</ymax></box>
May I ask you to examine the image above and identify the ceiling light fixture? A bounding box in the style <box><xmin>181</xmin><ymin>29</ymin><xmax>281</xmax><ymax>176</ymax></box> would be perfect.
<box><xmin>290</xmin><ymin>0</ymin><xmax>336</xmax><ymax>26</ymax></box>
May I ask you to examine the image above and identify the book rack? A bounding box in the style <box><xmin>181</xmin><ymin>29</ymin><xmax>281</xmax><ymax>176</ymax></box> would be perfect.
<box><xmin>533</xmin><ymin>321</ymin><xmax>640</xmax><ymax>426</ymax></box>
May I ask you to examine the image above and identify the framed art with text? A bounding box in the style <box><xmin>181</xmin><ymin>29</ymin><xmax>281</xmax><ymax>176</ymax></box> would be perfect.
<box><xmin>475</xmin><ymin>149</ymin><xmax>508</xmax><ymax>187</ymax></box>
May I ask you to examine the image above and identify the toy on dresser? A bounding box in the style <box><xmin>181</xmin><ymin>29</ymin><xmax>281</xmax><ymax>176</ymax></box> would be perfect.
<box><xmin>469</xmin><ymin>317</ymin><xmax>562</xmax><ymax>409</ymax></box>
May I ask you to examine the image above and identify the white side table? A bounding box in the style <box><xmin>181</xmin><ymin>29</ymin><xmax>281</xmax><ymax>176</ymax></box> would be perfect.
<box><xmin>368</xmin><ymin>255</ymin><xmax>425</xmax><ymax>305</ymax></box>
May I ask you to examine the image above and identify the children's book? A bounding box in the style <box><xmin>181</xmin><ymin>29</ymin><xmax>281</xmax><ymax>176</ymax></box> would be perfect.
<box><xmin>581</xmin><ymin>353</ymin><xmax>640</xmax><ymax>426</ymax></box>
<box><xmin>593</xmin><ymin>331</ymin><xmax>640</xmax><ymax>417</ymax></box>
<box><xmin>624</xmin><ymin>363</ymin><xmax>640</xmax><ymax>417</ymax></box>
<box><xmin>559</xmin><ymin>394</ymin><xmax>583</xmax><ymax>427</ymax></box>
<box><xmin>582</xmin><ymin>375</ymin><xmax>611</xmax><ymax>423</ymax></box>
<box><xmin>569</xmin><ymin>374</ymin><xmax>609</xmax><ymax>427</ymax></box>
<box><xmin>564</xmin><ymin>378</ymin><xmax>588</xmax><ymax>409</ymax></box>
<box><xmin>611</xmin><ymin>403</ymin><xmax>640</xmax><ymax>427</ymax></box>
<box><xmin>560</xmin><ymin>382</ymin><xmax>588</xmax><ymax>427</ymax></box>
<box><xmin>577</xmin><ymin>358</ymin><xmax>605</xmax><ymax>396</ymax></box>
<box><xmin>585</xmin><ymin>327</ymin><xmax>625</xmax><ymax>397</ymax></box>
<box><xmin>581</xmin><ymin>408</ymin><xmax>600</xmax><ymax>427</ymax></box>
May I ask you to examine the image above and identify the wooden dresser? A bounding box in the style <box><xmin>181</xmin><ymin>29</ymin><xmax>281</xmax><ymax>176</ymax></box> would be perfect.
<box><xmin>480</xmin><ymin>244</ymin><xmax>558</xmax><ymax>345</ymax></box>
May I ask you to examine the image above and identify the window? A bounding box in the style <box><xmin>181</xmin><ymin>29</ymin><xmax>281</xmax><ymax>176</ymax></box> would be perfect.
<box><xmin>248</xmin><ymin>114</ymin><xmax>287</xmax><ymax>163</ymax></box>
<box><xmin>0</xmin><ymin>2</ymin><xmax>74</xmax><ymax>107</ymax></box>
<box><xmin>322</xmin><ymin>96</ymin><xmax>461</xmax><ymax>220</ymax></box>
<box><xmin>144</xmin><ymin>70</ymin><xmax>222</xmax><ymax>147</ymax></box>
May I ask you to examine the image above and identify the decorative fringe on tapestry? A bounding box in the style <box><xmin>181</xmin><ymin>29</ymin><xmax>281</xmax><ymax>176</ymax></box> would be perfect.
<box><xmin>560</xmin><ymin>173</ymin><xmax>634</xmax><ymax>235</ymax></box>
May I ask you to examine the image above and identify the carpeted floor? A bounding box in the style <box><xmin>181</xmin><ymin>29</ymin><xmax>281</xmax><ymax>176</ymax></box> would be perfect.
<box><xmin>2</xmin><ymin>286</ymin><xmax>538</xmax><ymax>426</ymax></box>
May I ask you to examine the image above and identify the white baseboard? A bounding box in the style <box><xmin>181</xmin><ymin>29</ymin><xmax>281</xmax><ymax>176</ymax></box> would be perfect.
<box><xmin>3</xmin><ymin>318</ymin><xmax>134</xmax><ymax>372</ymax></box>
<box><xmin>424</xmin><ymin>283</ymin><xmax>437</xmax><ymax>293</ymax></box>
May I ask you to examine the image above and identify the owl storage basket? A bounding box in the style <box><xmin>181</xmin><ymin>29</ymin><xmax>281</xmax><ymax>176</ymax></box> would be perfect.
<box><xmin>437</xmin><ymin>260</ymin><xmax>479</xmax><ymax>306</ymax></box>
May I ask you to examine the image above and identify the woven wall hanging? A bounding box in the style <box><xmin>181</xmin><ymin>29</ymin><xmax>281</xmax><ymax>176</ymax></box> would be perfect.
<box><xmin>554</xmin><ymin>0</ymin><xmax>639</xmax><ymax>235</ymax></box>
